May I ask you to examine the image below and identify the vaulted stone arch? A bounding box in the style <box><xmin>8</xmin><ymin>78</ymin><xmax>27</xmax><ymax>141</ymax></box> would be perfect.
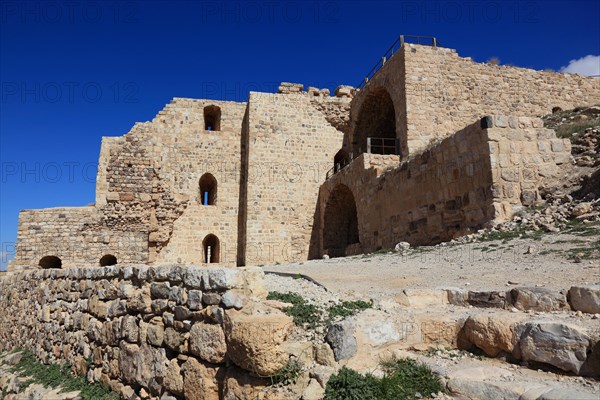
<box><xmin>39</xmin><ymin>255</ymin><xmax>62</xmax><ymax>269</ymax></box>
<box><xmin>353</xmin><ymin>87</ymin><xmax>397</xmax><ymax>155</ymax></box>
<box><xmin>199</xmin><ymin>173</ymin><xmax>217</xmax><ymax>205</ymax></box>
<box><xmin>323</xmin><ymin>184</ymin><xmax>359</xmax><ymax>258</ymax></box>
<box><xmin>99</xmin><ymin>254</ymin><xmax>117</xmax><ymax>266</ymax></box>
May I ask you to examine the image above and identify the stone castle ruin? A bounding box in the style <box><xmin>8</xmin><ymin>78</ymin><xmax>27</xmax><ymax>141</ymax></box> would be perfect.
<box><xmin>9</xmin><ymin>37</ymin><xmax>600</xmax><ymax>272</ymax></box>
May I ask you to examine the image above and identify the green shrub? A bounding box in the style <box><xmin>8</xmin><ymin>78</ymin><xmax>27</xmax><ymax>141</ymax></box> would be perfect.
<box><xmin>324</xmin><ymin>367</ymin><xmax>379</xmax><ymax>400</ymax></box>
<box><xmin>379</xmin><ymin>358</ymin><xmax>442</xmax><ymax>398</ymax></box>
<box><xmin>267</xmin><ymin>292</ymin><xmax>373</xmax><ymax>330</ymax></box>
<box><xmin>269</xmin><ymin>357</ymin><xmax>303</xmax><ymax>386</ymax></box>
<box><xmin>325</xmin><ymin>358</ymin><xmax>442</xmax><ymax>400</ymax></box>
<box><xmin>267</xmin><ymin>291</ymin><xmax>322</xmax><ymax>328</ymax></box>
<box><xmin>328</xmin><ymin>300</ymin><xmax>372</xmax><ymax>322</ymax></box>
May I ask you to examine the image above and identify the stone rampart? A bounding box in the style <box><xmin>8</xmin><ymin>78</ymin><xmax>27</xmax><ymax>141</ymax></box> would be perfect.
<box><xmin>0</xmin><ymin>265</ymin><xmax>302</xmax><ymax>399</ymax></box>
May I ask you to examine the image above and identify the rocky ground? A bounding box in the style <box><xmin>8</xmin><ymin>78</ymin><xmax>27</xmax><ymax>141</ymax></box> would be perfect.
<box><xmin>265</xmin><ymin>225</ymin><xmax>599</xmax><ymax>301</ymax></box>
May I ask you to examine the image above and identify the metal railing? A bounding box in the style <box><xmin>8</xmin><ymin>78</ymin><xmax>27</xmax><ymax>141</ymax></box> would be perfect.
<box><xmin>357</xmin><ymin>35</ymin><xmax>442</xmax><ymax>89</ymax></box>
<box><xmin>367</xmin><ymin>137</ymin><xmax>400</xmax><ymax>155</ymax></box>
<box><xmin>325</xmin><ymin>152</ymin><xmax>354</xmax><ymax>180</ymax></box>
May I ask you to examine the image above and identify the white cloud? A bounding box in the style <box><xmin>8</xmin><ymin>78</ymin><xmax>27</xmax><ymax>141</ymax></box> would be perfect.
<box><xmin>560</xmin><ymin>55</ymin><xmax>600</xmax><ymax>77</ymax></box>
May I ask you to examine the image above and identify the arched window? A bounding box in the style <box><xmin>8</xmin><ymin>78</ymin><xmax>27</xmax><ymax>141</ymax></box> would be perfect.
<box><xmin>334</xmin><ymin>149</ymin><xmax>350</xmax><ymax>173</ymax></box>
<box><xmin>39</xmin><ymin>255</ymin><xmax>62</xmax><ymax>269</ymax></box>
<box><xmin>204</xmin><ymin>105</ymin><xmax>221</xmax><ymax>131</ymax></box>
<box><xmin>99</xmin><ymin>254</ymin><xmax>117</xmax><ymax>266</ymax></box>
<box><xmin>202</xmin><ymin>234</ymin><xmax>220</xmax><ymax>264</ymax></box>
<box><xmin>199</xmin><ymin>173</ymin><xmax>217</xmax><ymax>205</ymax></box>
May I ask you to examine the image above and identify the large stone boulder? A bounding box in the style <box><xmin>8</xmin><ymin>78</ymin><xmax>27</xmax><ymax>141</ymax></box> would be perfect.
<box><xmin>568</xmin><ymin>285</ymin><xmax>600</xmax><ymax>314</ymax></box>
<box><xmin>467</xmin><ymin>291</ymin><xmax>506</xmax><ymax>308</ymax></box>
<box><xmin>462</xmin><ymin>314</ymin><xmax>522</xmax><ymax>357</ymax></box>
<box><xmin>189</xmin><ymin>322</ymin><xmax>227</xmax><ymax>363</ymax></box>
<box><xmin>223</xmin><ymin>302</ymin><xmax>293</xmax><ymax>376</ymax></box>
<box><xmin>182</xmin><ymin>357</ymin><xmax>221</xmax><ymax>400</ymax></box>
<box><xmin>163</xmin><ymin>358</ymin><xmax>184</xmax><ymax>396</ymax></box>
<box><xmin>508</xmin><ymin>287</ymin><xmax>569</xmax><ymax>312</ymax></box>
<box><xmin>222</xmin><ymin>366</ymin><xmax>270</xmax><ymax>400</ymax></box>
<box><xmin>326</xmin><ymin>319</ymin><xmax>357</xmax><ymax>361</ymax></box>
<box><xmin>519</xmin><ymin>322</ymin><xmax>592</xmax><ymax>374</ymax></box>
<box><xmin>119</xmin><ymin>342</ymin><xmax>167</xmax><ymax>393</ymax></box>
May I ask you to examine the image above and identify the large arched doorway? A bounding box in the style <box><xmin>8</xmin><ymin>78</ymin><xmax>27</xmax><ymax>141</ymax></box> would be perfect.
<box><xmin>39</xmin><ymin>255</ymin><xmax>62</xmax><ymax>269</ymax></box>
<box><xmin>323</xmin><ymin>184</ymin><xmax>359</xmax><ymax>258</ymax></box>
<box><xmin>354</xmin><ymin>87</ymin><xmax>397</xmax><ymax>155</ymax></box>
<box><xmin>203</xmin><ymin>234</ymin><xmax>220</xmax><ymax>263</ymax></box>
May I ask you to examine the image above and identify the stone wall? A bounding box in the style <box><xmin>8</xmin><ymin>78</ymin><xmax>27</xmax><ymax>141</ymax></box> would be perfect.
<box><xmin>12</xmin><ymin>99</ymin><xmax>249</xmax><ymax>270</ymax></box>
<box><xmin>0</xmin><ymin>265</ymin><xmax>301</xmax><ymax>399</ymax></box>
<box><xmin>313</xmin><ymin>116</ymin><xmax>571</xmax><ymax>257</ymax></box>
<box><xmin>484</xmin><ymin>116</ymin><xmax>572</xmax><ymax>221</ymax></box>
<box><xmin>241</xmin><ymin>92</ymin><xmax>345</xmax><ymax>266</ymax></box>
<box><xmin>403</xmin><ymin>45</ymin><xmax>600</xmax><ymax>150</ymax></box>
<box><xmin>147</xmin><ymin>99</ymin><xmax>247</xmax><ymax>266</ymax></box>
<box><xmin>12</xmin><ymin>207</ymin><xmax>149</xmax><ymax>271</ymax></box>
<box><xmin>9</xmin><ymin>42</ymin><xmax>599</xmax><ymax>270</ymax></box>
<box><xmin>350</xmin><ymin>44</ymin><xmax>600</xmax><ymax>157</ymax></box>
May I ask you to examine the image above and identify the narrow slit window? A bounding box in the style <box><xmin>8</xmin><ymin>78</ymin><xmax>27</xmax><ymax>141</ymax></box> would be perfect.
<box><xmin>203</xmin><ymin>234</ymin><xmax>220</xmax><ymax>263</ymax></box>
<box><xmin>199</xmin><ymin>173</ymin><xmax>217</xmax><ymax>205</ymax></box>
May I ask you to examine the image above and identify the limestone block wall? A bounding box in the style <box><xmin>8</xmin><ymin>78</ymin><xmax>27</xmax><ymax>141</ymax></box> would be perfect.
<box><xmin>314</xmin><ymin>116</ymin><xmax>571</xmax><ymax>257</ymax></box>
<box><xmin>241</xmin><ymin>92</ymin><xmax>345</xmax><ymax>266</ymax></box>
<box><xmin>13</xmin><ymin>98</ymin><xmax>248</xmax><ymax>270</ymax></box>
<box><xmin>484</xmin><ymin>116</ymin><xmax>572</xmax><ymax>221</ymax></box>
<box><xmin>403</xmin><ymin>45</ymin><xmax>600</xmax><ymax>152</ymax></box>
<box><xmin>349</xmin><ymin>44</ymin><xmax>600</xmax><ymax>159</ymax></box>
<box><xmin>12</xmin><ymin>207</ymin><xmax>149</xmax><ymax>271</ymax></box>
<box><xmin>149</xmin><ymin>99</ymin><xmax>247</xmax><ymax>266</ymax></box>
<box><xmin>0</xmin><ymin>265</ymin><xmax>297</xmax><ymax>399</ymax></box>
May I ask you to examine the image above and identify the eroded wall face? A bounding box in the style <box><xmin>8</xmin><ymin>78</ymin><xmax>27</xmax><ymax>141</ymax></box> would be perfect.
<box><xmin>242</xmin><ymin>92</ymin><xmax>346</xmax><ymax>265</ymax></box>
<box><xmin>402</xmin><ymin>45</ymin><xmax>600</xmax><ymax>153</ymax></box>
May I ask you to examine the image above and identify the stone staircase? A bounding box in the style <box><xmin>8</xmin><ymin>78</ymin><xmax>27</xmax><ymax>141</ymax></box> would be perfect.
<box><xmin>327</xmin><ymin>285</ymin><xmax>600</xmax><ymax>399</ymax></box>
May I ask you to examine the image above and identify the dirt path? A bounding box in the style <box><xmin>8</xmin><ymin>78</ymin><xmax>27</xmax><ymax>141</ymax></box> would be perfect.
<box><xmin>264</xmin><ymin>230</ymin><xmax>599</xmax><ymax>302</ymax></box>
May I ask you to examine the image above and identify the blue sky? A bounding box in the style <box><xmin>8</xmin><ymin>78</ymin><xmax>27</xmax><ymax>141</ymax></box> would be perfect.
<box><xmin>1</xmin><ymin>0</ymin><xmax>599</xmax><ymax>269</ymax></box>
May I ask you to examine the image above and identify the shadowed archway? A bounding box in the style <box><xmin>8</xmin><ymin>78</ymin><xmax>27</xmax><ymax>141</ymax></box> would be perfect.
<box><xmin>204</xmin><ymin>105</ymin><xmax>221</xmax><ymax>131</ymax></box>
<box><xmin>323</xmin><ymin>184</ymin><xmax>359</xmax><ymax>258</ymax></box>
<box><xmin>99</xmin><ymin>254</ymin><xmax>117</xmax><ymax>266</ymax></box>
<box><xmin>333</xmin><ymin>149</ymin><xmax>350</xmax><ymax>173</ymax></box>
<box><xmin>39</xmin><ymin>255</ymin><xmax>62</xmax><ymax>269</ymax></box>
<box><xmin>354</xmin><ymin>87</ymin><xmax>397</xmax><ymax>155</ymax></box>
